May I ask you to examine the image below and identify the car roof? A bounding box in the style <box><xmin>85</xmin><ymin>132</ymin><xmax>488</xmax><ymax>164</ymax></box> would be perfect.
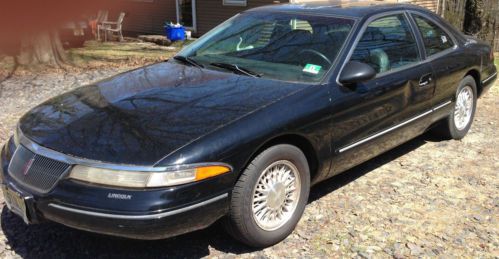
<box><xmin>247</xmin><ymin>1</ymin><xmax>432</xmax><ymax>19</ymax></box>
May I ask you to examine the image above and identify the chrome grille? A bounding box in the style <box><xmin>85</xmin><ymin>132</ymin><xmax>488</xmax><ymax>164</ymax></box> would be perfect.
<box><xmin>8</xmin><ymin>145</ymin><xmax>71</xmax><ymax>193</ymax></box>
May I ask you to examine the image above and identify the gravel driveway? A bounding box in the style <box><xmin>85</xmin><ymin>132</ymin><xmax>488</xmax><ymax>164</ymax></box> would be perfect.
<box><xmin>0</xmin><ymin>66</ymin><xmax>497</xmax><ymax>258</ymax></box>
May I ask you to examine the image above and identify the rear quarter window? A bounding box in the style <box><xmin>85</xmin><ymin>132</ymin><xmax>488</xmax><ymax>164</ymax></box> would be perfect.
<box><xmin>413</xmin><ymin>14</ymin><xmax>455</xmax><ymax>56</ymax></box>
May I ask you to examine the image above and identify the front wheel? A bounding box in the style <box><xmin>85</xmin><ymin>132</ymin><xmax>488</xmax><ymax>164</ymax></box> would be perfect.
<box><xmin>224</xmin><ymin>144</ymin><xmax>310</xmax><ymax>247</ymax></box>
<box><xmin>434</xmin><ymin>76</ymin><xmax>477</xmax><ymax>140</ymax></box>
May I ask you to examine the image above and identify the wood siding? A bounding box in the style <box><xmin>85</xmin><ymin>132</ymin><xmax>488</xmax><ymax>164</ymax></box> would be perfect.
<box><xmin>195</xmin><ymin>0</ymin><xmax>289</xmax><ymax>35</ymax></box>
<box><xmin>293</xmin><ymin>0</ymin><xmax>438</xmax><ymax>12</ymax></box>
<box><xmin>411</xmin><ymin>0</ymin><xmax>437</xmax><ymax>12</ymax></box>
<box><xmin>107</xmin><ymin>0</ymin><xmax>177</xmax><ymax>35</ymax></box>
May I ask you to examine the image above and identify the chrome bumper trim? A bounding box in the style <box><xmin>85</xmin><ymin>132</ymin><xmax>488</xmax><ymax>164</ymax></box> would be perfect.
<box><xmin>338</xmin><ymin>110</ymin><xmax>432</xmax><ymax>153</ymax></box>
<box><xmin>338</xmin><ymin>100</ymin><xmax>452</xmax><ymax>153</ymax></box>
<box><xmin>482</xmin><ymin>71</ymin><xmax>497</xmax><ymax>85</ymax></box>
<box><xmin>48</xmin><ymin>193</ymin><xmax>228</xmax><ymax>220</ymax></box>
<box><xmin>432</xmin><ymin>100</ymin><xmax>452</xmax><ymax>111</ymax></box>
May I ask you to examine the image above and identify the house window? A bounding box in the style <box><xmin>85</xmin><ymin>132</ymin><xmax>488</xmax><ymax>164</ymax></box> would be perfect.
<box><xmin>223</xmin><ymin>0</ymin><xmax>247</xmax><ymax>6</ymax></box>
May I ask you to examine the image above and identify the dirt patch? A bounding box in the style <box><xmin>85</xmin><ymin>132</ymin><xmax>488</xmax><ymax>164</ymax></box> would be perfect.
<box><xmin>0</xmin><ymin>51</ymin><xmax>497</xmax><ymax>257</ymax></box>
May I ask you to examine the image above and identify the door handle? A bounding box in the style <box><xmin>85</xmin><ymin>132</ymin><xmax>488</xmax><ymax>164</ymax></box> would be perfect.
<box><xmin>419</xmin><ymin>74</ymin><xmax>433</xmax><ymax>87</ymax></box>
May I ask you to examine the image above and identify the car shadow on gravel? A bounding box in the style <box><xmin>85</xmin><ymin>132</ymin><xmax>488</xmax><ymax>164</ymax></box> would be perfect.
<box><xmin>1</xmin><ymin>134</ymin><xmax>435</xmax><ymax>258</ymax></box>
<box><xmin>309</xmin><ymin>134</ymin><xmax>431</xmax><ymax>203</ymax></box>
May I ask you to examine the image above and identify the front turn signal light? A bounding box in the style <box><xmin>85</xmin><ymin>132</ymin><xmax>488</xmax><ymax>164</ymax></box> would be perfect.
<box><xmin>195</xmin><ymin>166</ymin><xmax>231</xmax><ymax>181</ymax></box>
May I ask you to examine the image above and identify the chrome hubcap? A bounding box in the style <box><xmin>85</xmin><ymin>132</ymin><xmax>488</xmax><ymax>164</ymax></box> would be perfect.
<box><xmin>251</xmin><ymin>160</ymin><xmax>301</xmax><ymax>231</ymax></box>
<box><xmin>454</xmin><ymin>86</ymin><xmax>474</xmax><ymax>130</ymax></box>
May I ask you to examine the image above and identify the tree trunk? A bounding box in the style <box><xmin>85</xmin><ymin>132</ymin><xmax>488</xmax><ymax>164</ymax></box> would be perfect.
<box><xmin>462</xmin><ymin>0</ymin><xmax>499</xmax><ymax>50</ymax></box>
<box><xmin>443</xmin><ymin>0</ymin><xmax>467</xmax><ymax>31</ymax></box>
<box><xmin>17</xmin><ymin>31</ymin><xmax>67</xmax><ymax>67</ymax></box>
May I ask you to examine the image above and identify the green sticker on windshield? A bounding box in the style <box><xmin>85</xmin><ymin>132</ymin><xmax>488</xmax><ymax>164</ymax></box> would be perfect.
<box><xmin>303</xmin><ymin>64</ymin><xmax>322</xmax><ymax>75</ymax></box>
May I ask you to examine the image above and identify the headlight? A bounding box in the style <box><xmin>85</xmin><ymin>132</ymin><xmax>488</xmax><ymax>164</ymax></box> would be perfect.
<box><xmin>69</xmin><ymin>164</ymin><xmax>231</xmax><ymax>188</ymax></box>
<box><xmin>13</xmin><ymin>124</ymin><xmax>21</xmax><ymax>147</ymax></box>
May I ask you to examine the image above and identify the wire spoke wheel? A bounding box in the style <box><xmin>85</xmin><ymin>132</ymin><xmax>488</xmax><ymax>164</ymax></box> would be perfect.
<box><xmin>454</xmin><ymin>85</ymin><xmax>474</xmax><ymax>130</ymax></box>
<box><xmin>251</xmin><ymin>160</ymin><xmax>301</xmax><ymax>231</ymax></box>
<box><xmin>225</xmin><ymin>144</ymin><xmax>310</xmax><ymax>247</ymax></box>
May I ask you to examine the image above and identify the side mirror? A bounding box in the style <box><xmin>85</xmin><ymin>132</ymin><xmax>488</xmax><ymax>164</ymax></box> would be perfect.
<box><xmin>338</xmin><ymin>61</ymin><xmax>376</xmax><ymax>85</ymax></box>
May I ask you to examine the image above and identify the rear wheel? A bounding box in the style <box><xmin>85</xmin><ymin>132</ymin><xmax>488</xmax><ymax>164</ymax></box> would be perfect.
<box><xmin>224</xmin><ymin>144</ymin><xmax>310</xmax><ymax>247</ymax></box>
<box><xmin>434</xmin><ymin>76</ymin><xmax>477</xmax><ymax>140</ymax></box>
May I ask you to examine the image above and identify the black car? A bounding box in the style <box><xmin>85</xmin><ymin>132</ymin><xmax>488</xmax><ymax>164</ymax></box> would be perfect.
<box><xmin>1</xmin><ymin>3</ymin><xmax>496</xmax><ymax>248</ymax></box>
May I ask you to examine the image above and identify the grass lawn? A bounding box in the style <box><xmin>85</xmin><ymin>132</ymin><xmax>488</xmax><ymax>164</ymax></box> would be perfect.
<box><xmin>68</xmin><ymin>40</ymin><xmax>187</xmax><ymax>68</ymax></box>
<box><xmin>0</xmin><ymin>39</ymin><xmax>188</xmax><ymax>77</ymax></box>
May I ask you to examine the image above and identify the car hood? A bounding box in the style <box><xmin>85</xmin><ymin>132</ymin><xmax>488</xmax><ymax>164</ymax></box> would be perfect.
<box><xmin>19</xmin><ymin>61</ymin><xmax>308</xmax><ymax>165</ymax></box>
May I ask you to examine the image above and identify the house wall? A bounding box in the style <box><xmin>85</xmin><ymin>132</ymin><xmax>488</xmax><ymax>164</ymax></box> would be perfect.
<box><xmin>107</xmin><ymin>0</ymin><xmax>177</xmax><ymax>36</ymax></box>
<box><xmin>105</xmin><ymin>0</ymin><xmax>439</xmax><ymax>37</ymax></box>
<box><xmin>195</xmin><ymin>0</ymin><xmax>289</xmax><ymax>35</ymax></box>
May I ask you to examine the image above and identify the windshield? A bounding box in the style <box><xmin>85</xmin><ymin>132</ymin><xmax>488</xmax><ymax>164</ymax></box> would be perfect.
<box><xmin>177</xmin><ymin>11</ymin><xmax>355</xmax><ymax>82</ymax></box>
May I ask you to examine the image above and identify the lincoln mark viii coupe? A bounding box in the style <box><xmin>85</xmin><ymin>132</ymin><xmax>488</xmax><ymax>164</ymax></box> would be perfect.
<box><xmin>1</xmin><ymin>3</ymin><xmax>496</xmax><ymax>247</ymax></box>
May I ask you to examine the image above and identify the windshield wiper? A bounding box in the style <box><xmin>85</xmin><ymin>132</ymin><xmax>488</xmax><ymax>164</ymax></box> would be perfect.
<box><xmin>173</xmin><ymin>55</ymin><xmax>204</xmax><ymax>68</ymax></box>
<box><xmin>210</xmin><ymin>62</ymin><xmax>262</xmax><ymax>78</ymax></box>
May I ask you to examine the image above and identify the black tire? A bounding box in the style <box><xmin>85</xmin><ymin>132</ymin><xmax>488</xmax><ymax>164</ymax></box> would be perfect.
<box><xmin>434</xmin><ymin>75</ymin><xmax>477</xmax><ymax>140</ymax></box>
<box><xmin>224</xmin><ymin>144</ymin><xmax>310</xmax><ymax>247</ymax></box>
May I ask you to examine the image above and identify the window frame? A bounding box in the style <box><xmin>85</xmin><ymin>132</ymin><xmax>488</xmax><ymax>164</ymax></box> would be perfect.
<box><xmin>223</xmin><ymin>0</ymin><xmax>247</xmax><ymax>6</ymax></box>
<box><xmin>407</xmin><ymin>11</ymin><xmax>458</xmax><ymax>60</ymax></box>
<box><xmin>336</xmin><ymin>11</ymin><xmax>423</xmax><ymax>85</ymax></box>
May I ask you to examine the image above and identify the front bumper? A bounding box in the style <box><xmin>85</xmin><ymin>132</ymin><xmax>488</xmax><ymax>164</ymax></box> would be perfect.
<box><xmin>38</xmin><ymin>191</ymin><xmax>228</xmax><ymax>240</ymax></box>
<box><xmin>0</xmin><ymin>138</ymin><xmax>231</xmax><ymax>240</ymax></box>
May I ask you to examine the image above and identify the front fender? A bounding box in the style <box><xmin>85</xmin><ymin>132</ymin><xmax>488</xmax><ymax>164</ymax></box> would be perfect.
<box><xmin>155</xmin><ymin>84</ymin><xmax>334</xmax><ymax>182</ymax></box>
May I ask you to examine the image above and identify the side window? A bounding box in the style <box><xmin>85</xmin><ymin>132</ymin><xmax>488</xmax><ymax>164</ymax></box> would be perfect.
<box><xmin>351</xmin><ymin>14</ymin><xmax>420</xmax><ymax>74</ymax></box>
<box><xmin>413</xmin><ymin>14</ymin><xmax>454</xmax><ymax>56</ymax></box>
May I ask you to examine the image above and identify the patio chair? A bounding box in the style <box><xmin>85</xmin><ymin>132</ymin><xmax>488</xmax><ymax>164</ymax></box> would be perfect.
<box><xmin>99</xmin><ymin>12</ymin><xmax>126</xmax><ymax>42</ymax></box>
<box><xmin>93</xmin><ymin>10</ymin><xmax>109</xmax><ymax>40</ymax></box>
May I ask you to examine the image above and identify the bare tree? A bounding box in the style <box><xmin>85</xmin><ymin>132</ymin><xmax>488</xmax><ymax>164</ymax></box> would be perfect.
<box><xmin>462</xmin><ymin>0</ymin><xmax>499</xmax><ymax>49</ymax></box>
<box><xmin>442</xmin><ymin>0</ymin><xmax>467</xmax><ymax>30</ymax></box>
<box><xmin>0</xmin><ymin>0</ymin><xmax>115</xmax><ymax>72</ymax></box>
<box><xmin>17</xmin><ymin>31</ymin><xmax>68</xmax><ymax>67</ymax></box>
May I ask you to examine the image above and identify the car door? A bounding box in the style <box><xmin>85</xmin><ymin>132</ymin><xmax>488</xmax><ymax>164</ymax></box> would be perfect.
<box><xmin>327</xmin><ymin>12</ymin><xmax>436</xmax><ymax>177</ymax></box>
<box><xmin>410</xmin><ymin>12</ymin><xmax>465</xmax><ymax>110</ymax></box>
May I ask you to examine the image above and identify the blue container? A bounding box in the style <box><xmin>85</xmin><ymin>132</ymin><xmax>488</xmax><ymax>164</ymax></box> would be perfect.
<box><xmin>165</xmin><ymin>24</ymin><xmax>185</xmax><ymax>41</ymax></box>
